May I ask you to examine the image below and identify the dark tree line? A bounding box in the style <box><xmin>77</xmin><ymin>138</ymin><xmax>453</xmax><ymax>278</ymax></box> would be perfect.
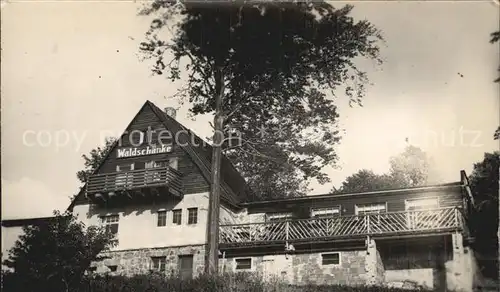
<box><xmin>333</xmin><ymin>145</ymin><xmax>438</xmax><ymax>193</ymax></box>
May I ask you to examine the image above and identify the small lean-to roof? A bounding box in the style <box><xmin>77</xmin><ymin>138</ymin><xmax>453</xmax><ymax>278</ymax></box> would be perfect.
<box><xmin>1</xmin><ymin>216</ymin><xmax>56</xmax><ymax>227</ymax></box>
<box><xmin>68</xmin><ymin>100</ymin><xmax>253</xmax><ymax>210</ymax></box>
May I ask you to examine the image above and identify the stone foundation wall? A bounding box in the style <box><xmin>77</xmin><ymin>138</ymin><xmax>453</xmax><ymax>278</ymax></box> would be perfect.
<box><xmin>87</xmin><ymin>235</ymin><xmax>479</xmax><ymax>292</ymax></box>
<box><xmin>292</xmin><ymin>251</ymin><xmax>367</xmax><ymax>285</ymax></box>
<box><xmin>223</xmin><ymin>251</ymin><xmax>367</xmax><ymax>286</ymax></box>
<box><xmin>91</xmin><ymin>245</ymin><xmax>205</xmax><ymax>277</ymax></box>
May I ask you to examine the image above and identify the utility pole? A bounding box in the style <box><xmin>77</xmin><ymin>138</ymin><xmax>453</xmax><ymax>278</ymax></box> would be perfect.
<box><xmin>205</xmin><ymin>66</ymin><xmax>224</xmax><ymax>275</ymax></box>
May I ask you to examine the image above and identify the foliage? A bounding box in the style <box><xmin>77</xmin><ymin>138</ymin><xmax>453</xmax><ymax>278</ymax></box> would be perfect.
<box><xmin>335</xmin><ymin>169</ymin><xmax>404</xmax><ymax>193</ymax></box>
<box><xmin>470</xmin><ymin>152</ymin><xmax>500</xmax><ymax>204</ymax></box>
<box><xmin>388</xmin><ymin>145</ymin><xmax>435</xmax><ymax>187</ymax></box>
<box><xmin>491</xmin><ymin>31</ymin><xmax>499</xmax><ymax>84</ymax></box>
<box><xmin>139</xmin><ymin>1</ymin><xmax>384</xmax><ymax>199</ymax></box>
<box><xmin>468</xmin><ymin>152</ymin><xmax>499</xmax><ymax>278</ymax></box>
<box><xmin>335</xmin><ymin>146</ymin><xmax>436</xmax><ymax>193</ymax></box>
<box><xmin>2</xmin><ymin>211</ymin><xmax>116</xmax><ymax>292</ymax></box>
<box><xmin>490</xmin><ymin>31</ymin><xmax>499</xmax><ymax>139</ymax></box>
<box><xmin>76</xmin><ymin>137</ymin><xmax>116</xmax><ymax>184</ymax></box>
<box><xmin>41</xmin><ymin>272</ymin><xmax>435</xmax><ymax>292</ymax></box>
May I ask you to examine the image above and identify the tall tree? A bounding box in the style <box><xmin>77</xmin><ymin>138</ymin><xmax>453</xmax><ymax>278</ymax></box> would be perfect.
<box><xmin>389</xmin><ymin>145</ymin><xmax>436</xmax><ymax>187</ymax></box>
<box><xmin>2</xmin><ymin>211</ymin><xmax>115</xmax><ymax>292</ymax></box>
<box><xmin>139</xmin><ymin>1</ymin><xmax>383</xmax><ymax>273</ymax></box>
<box><xmin>468</xmin><ymin>152</ymin><xmax>499</xmax><ymax>279</ymax></box>
<box><xmin>334</xmin><ymin>146</ymin><xmax>436</xmax><ymax>193</ymax></box>
<box><xmin>487</xmin><ymin>30</ymin><xmax>499</xmax><ymax>282</ymax></box>
<box><xmin>335</xmin><ymin>169</ymin><xmax>404</xmax><ymax>193</ymax></box>
<box><xmin>139</xmin><ymin>2</ymin><xmax>383</xmax><ymax>199</ymax></box>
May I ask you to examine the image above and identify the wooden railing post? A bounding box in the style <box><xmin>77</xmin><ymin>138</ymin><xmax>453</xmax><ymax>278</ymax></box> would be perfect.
<box><xmin>454</xmin><ymin>208</ymin><xmax>459</xmax><ymax>228</ymax></box>
<box><xmin>366</xmin><ymin>215</ymin><xmax>371</xmax><ymax>234</ymax></box>
<box><xmin>409</xmin><ymin>210</ymin><xmax>413</xmax><ymax>230</ymax></box>
<box><xmin>285</xmin><ymin>221</ymin><xmax>289</xmax><ymax>242</ymax></box>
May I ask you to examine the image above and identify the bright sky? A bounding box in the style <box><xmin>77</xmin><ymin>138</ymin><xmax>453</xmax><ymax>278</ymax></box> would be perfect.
<box><xmin>1</xmin><ymin>1</ymin><xmax>499</xmax><ymax>219</ymax></box>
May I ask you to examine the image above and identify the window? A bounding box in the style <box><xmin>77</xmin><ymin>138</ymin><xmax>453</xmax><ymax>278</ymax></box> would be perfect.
<box><xmin>311</xmin><ymin>206</ymin><xmax>341</xmax><ymax>218</ymax></box>
<box><xmin>116</xmin><ymin>163</ymin><xmax>134</xmax><ymax>172</ymax></box>
<box><xmin>172</xmin><ymin>209</ymin><xmax>182</xmax><ymax>225</ymax></box>
<box><xmin>355</xmin><ymin>203</ymin><xmax>387</xmax><ymax>215</ymax></box>
<box><xmin>266</xmin><ymin>213</ymin><xmax>292</xmax><ymax>222</ymax></box>
<box><xmin>145</xmin><ymin>161</ymin><xmax>165</xmax><ymax>169</ymax></box>
<box><xmin>151</xmin><ymin>256</ymin><xmax>166</xmax><ymax>272</ymax></box>
<box><xmin>145</xmin><ymin>161</ymin><xmax>166</xmax><ymax>183</ymax></box>
<box><xmin>235</xmin><ymin>258</ymin><xmax>252</xmax><ymax>270</ymax></box>
<box><xmin>157</xmin><ymin>210</ymin><xmax>167</xmax><ymax>227</ymax></box>
<box><xmin>187</xmin><ymin>208</ymin><xmax>198</xmax><ymax>225</ymax></box>
<box><xmin>101</xmin><ymin>215</ymin><xmax>119</xmax><ymax>238</ymax></box>
<box><xmin>321</xmin><ymin>253</ymin><xmax>340</xmax><ymax>265</ymax></box>
<box><xmin>116</xmin><ymin>163</ymin><xmax>134</xmax><ymax>187</ymax></box>
<box><xmin>406</xmin><ymin>198</ymin><xmax>439</xmax><ymax>211</ymax></box>
<box><xmin>107</xmin><ymin>265</ymin><xmax>118</xmax><ymax>272</ymax></box>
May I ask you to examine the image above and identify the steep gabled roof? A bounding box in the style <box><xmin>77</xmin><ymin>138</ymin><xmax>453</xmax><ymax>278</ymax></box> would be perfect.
<box><xmin>68</xmin><ymin>100</ymin><xmax>252</xmax><ymax>211</ymax></box>
<box><xmin>147</xmin><ymin>101</ymin><xmax>252</xmax><ymax>205</ymax></box>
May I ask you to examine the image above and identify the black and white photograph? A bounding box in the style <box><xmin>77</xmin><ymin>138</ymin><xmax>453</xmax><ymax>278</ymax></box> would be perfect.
<box><xmin>1</xmin><ymin>0</ymin><xmax>499</xmax><ymax>291</ymax></box>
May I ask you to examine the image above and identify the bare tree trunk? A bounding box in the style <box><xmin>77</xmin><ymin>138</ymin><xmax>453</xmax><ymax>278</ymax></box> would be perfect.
<box><xmin>205</xmin><ymin>66</ymin><xmax>224</xmax><ymax>275</ymax></box>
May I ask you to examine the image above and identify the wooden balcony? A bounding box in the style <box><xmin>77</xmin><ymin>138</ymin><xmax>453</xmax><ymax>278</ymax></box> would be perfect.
<box><xmin>220</xmin><ymin>207</ymin><xmax>467</xmax><ymax>248</ymax></box>
<box><xmin>86</xmin><ymin>167</ymin><xmax>183</xmax><ymax>203</ymax></box>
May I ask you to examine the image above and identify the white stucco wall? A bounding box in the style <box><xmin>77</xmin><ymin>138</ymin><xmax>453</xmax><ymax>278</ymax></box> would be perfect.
<box><xmin>72</xmin><ymin>192</ymin><xmax>210</xmax><ymax>250</ymax></box>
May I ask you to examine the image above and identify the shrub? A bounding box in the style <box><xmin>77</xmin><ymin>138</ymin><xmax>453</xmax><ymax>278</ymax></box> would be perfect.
<box><xmin>67</xmin><ymin>272</ymin><xmax>433</xmax><ymax>292</ymax></box>
<box><xmin>2</xmin><ymin>211</ymin><xmax>115</xmax><ymax>292</ymax></box>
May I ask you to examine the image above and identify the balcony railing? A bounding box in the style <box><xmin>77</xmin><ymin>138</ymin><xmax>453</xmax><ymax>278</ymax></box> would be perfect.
<box><xmin>86</xmin><ymin>167</ymin><xmax>183</xmax><ymax>198</ymax></box>
<box><xmin>220</xmin><ymin>207</ymin><xmax>466</xmax><ymax>246</ymax></box>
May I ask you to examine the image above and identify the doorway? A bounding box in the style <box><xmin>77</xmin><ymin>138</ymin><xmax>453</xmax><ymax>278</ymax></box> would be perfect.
<box><xmin>178</xmin><ymin>255</ymin><xmax>194</xmax><ymax>280</ymax></box>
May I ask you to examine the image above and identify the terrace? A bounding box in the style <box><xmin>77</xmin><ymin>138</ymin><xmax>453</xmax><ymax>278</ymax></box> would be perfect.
<box><xmin>219</xmin><ymin>207</ymin><xmax>468</xmax><ymax>247</ymax></box>
<box><xmin>85</xmin><ymin>167</ymin><xmax>183</xmax><ymax>203</ymax></box>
